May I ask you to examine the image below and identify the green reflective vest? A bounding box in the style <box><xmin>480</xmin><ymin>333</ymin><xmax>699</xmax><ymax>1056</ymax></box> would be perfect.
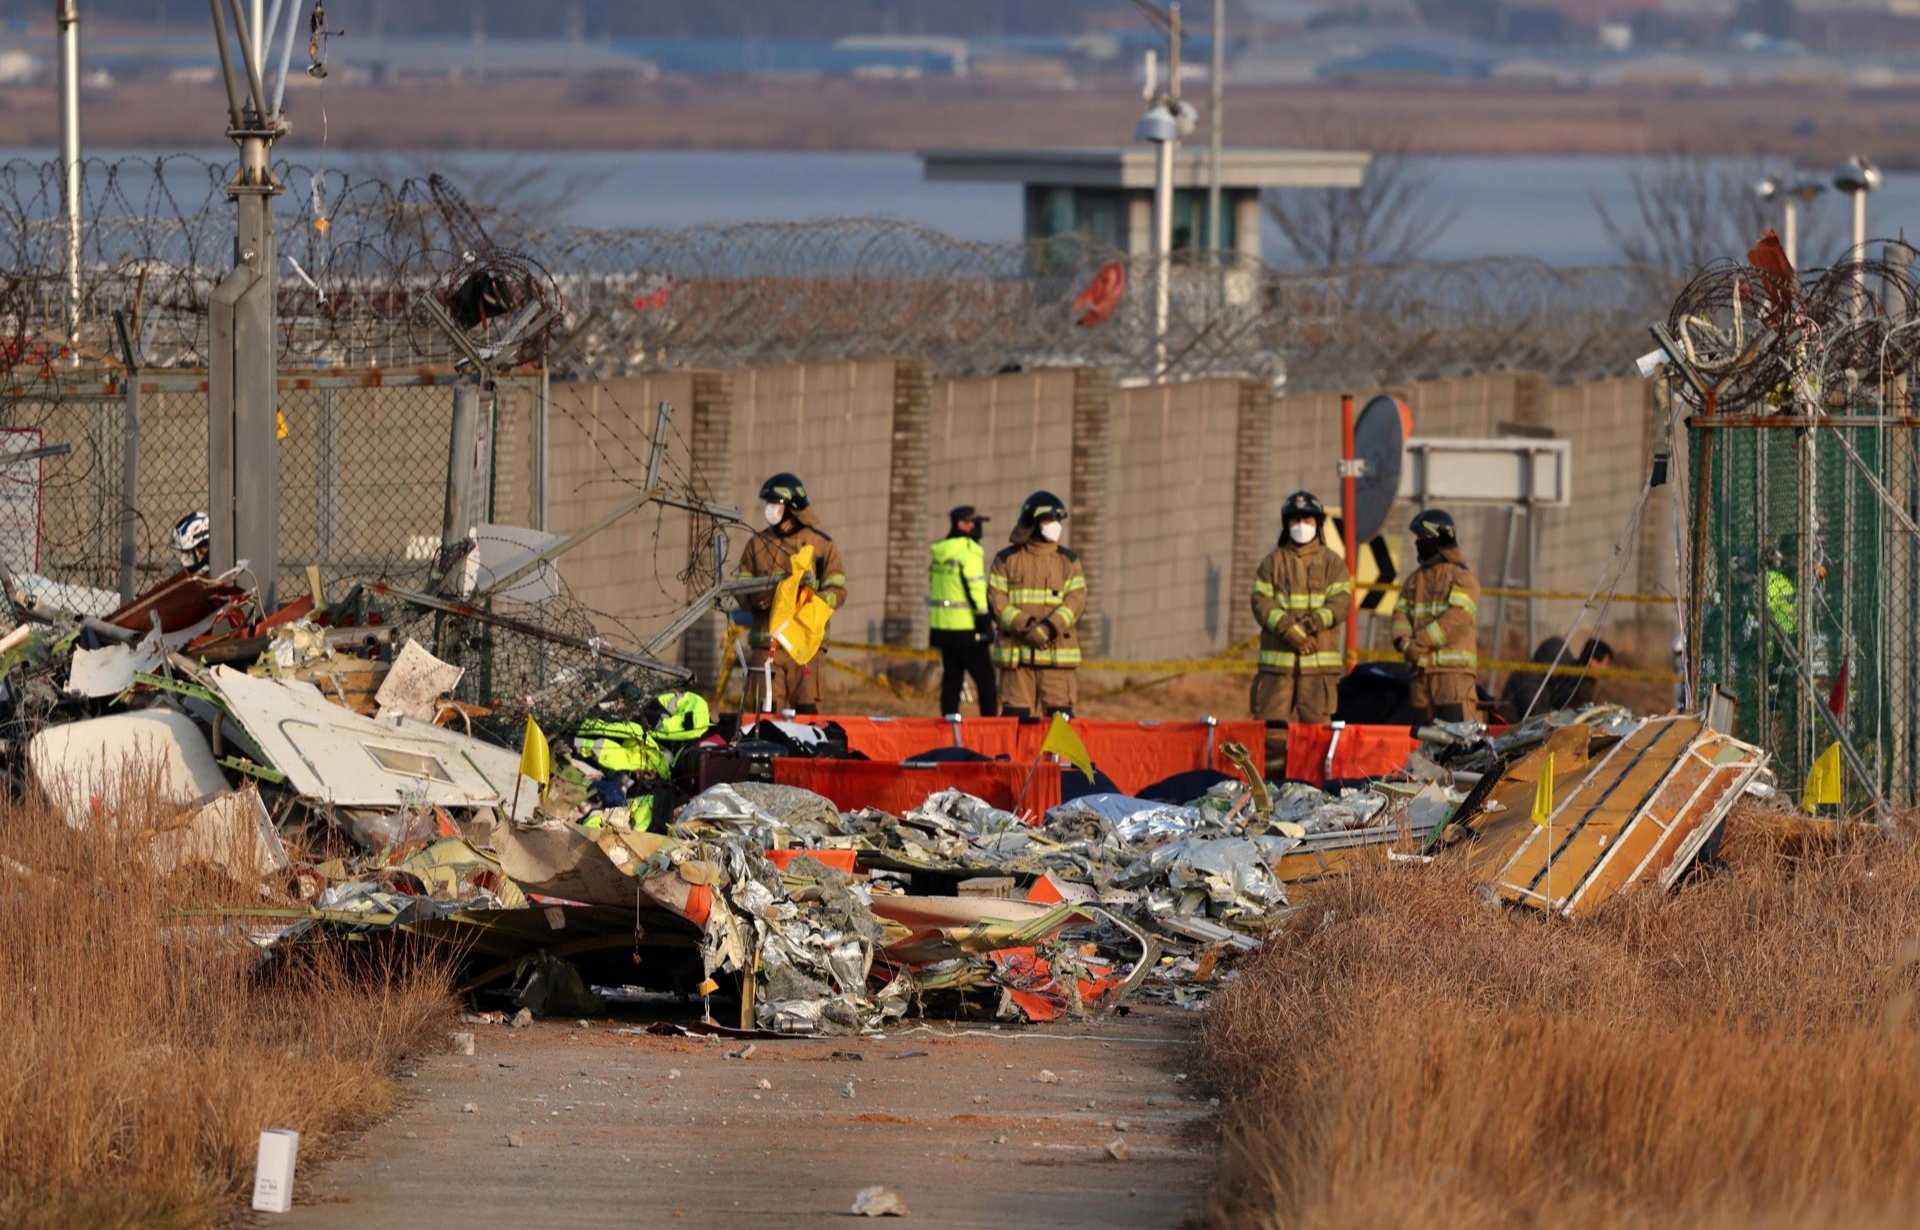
<box><xmin>927</xmin><ymin>535</ymin><xmax>987</xmax><ymax>633</ymax></box>
<box><xmin>1766</xmin><ymin>569</ymin><xmax>1798</xmax><ymax>638</ymax></box>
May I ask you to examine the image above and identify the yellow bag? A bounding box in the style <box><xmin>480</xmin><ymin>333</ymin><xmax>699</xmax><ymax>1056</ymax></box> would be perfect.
<box><xmin>768</xmin><ymin>544</ymin><xmax>833</xmax><ymax>665</ymax></box>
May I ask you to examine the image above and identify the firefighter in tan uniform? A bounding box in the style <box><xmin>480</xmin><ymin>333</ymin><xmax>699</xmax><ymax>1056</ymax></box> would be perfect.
<box><xmin>987</xmin><ymin>491</ymin><xmax>1086</xmax><ymax>718</ymax></box>
<box><xmin>1249</xmin><ymin>491</ymin><xmax>1353</xmax><ymax>724</ymax></box>
<box><xmin>1393</xmin><ymin>509</ymin><xmax>1483</xmax><ymax>724</ymax></box>
<box><xmin>737</xmin><ymin>472</ymin><xmax>846</xmax><ymax>714</ymax></box>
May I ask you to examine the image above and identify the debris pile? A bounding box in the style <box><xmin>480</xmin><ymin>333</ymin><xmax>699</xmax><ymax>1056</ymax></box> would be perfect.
<box><xmin>0</xmin><ymin>563</ymin><xmax>1773</xmax><ymax>1034</ymax></box>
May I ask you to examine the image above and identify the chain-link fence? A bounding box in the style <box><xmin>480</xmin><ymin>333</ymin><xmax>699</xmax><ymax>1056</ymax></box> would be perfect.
<box><xmin>0</xmin><ymin>370</ymin><xmax>543</xmax><ymax>606</ymax></box>
<box><xmin>0</xmin><ymin>155</ymin><xmax>1667</xmax><ymax>393</ymax></box>
<box><xmin>1674</xmin><ymin>244</ymin><xmax>1920</xmax><ymax>813</ymax></box>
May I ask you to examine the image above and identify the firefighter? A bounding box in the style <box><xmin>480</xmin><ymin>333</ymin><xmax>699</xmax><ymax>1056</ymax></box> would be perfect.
<box><xmin>1249</xmin><ymin>490</ymin><xmax>1353</xmax><ymax>725</ymax></box>
<box><xmin>987</xmin><ymin>491</ymin><xmax>1086</xmax><ymax>719</ymax></box>
<box><xmin>737</xmin><ymin>473</ymin><xmax>846</xmax><ymax>714</ymax></box>
<box><xmin>1393</xmin><ymin>509</ymin><xmax>1483</xmax><ymax>725</ymax></box>
<box><xmin>927</xmin><ymin>504</ymin><xmax>998</xmax><ymax>718</ymax></box>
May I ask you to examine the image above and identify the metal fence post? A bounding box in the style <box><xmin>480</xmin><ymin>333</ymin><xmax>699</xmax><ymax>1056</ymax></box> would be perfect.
<box><xmin>442</xmin><ymin>384</ymin><xmax>481</xmax><ymax>555</ymax></box>
<box><xmin>120</xmin><ymin>376</ymin><xmax>140</xmax><ymax>602</ymax></box>
<box><xmin>317</xmin><ymin>386</ymin><xmax>338</xmax><ymax>565</ymax></box>
<box><xmin>533</xmin><ymin>362</ymin><xmax>550</xmax><ymax>531</ymax></box>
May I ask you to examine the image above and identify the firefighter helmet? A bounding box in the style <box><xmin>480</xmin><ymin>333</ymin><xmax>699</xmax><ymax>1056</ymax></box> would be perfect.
<box><xmin>758</xmin><ymin>472</ymin><xmax>810</xmax><ymax>511</ymax></box>
<box><xmin>1019</xmin><ymin>490</ymin><xmax>1070</xmax><ymax>525</ymax></box>
<box><xmin>1409</xmin><ymin>508</ymin><xmax>1458</xmax><ymax>547</ymax></box>
<box><xmin>1282</xmin><ymin>490</ymin><xmax>1326</xmax><ymax>526</ymax></box>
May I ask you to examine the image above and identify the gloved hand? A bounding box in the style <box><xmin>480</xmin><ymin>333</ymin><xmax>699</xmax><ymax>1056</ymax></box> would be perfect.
<box><xmin>1024</xmin><ymin>620</ymin><xmax>1055</xmax><ymax>648</ymax></box>
<box><xmin>1284</xmin><ymin>622</ymin><xmax>1314</xmax><ymax>652</ymax></box>
<box><xmin>974</xmin><ymin>614</ymin><xmax>995</xmax><ymax>643</ymax></box>
<box><xmin>799</xmin><ymin>569</ymin><xmax>819</xmax><ymax>593</ymax></box>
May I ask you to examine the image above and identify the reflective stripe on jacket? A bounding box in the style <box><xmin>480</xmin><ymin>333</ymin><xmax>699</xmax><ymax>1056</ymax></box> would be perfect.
<box><xmin>927</xmin><ymin>535</ymin><xmax>987</xmax><ymax>633</ymax></box>
<box><xmin>1392</xmin><ymin>551</ymin><xmax>1482</xmax><ymax>676</ymax></box>
<box><xmin>1251</xmin><ymin>540</ymin><xmax>1352</xmax><ymax>675</ymax></box>
<box><xmin>986</xmin><ymin>532</ymin><xmax>1087</xmax><ymax>669</ymax></box>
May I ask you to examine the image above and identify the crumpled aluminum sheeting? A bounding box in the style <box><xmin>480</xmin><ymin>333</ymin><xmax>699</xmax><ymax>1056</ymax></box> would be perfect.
<box><xmin>673</xmin><ymin>784</ymin><xmax>787</xmax><ymax>845</ymax></box>
<box><xmin>905</xmin><ymin>789</ymin><xmax>1039</xmax><ymax>860</ymax></box>
<box><xmin>707</xmin><ymin>841</ymin><xmax>893</xmax><ymax>1035</ymax></box>
<box><xmin>1044</xmin><ymin>792</ymin><xmax>1212</xmax><ymax>847</ymax></box>
<box><xmin>1270</xmin><ymin>782</ymin><xmax>1389</xmax><ymax>834</ymax></box>
<box><xmin>728</xmin><ymin>781</ymin><xmax>849</xmax><ymax>839</ymax></box>
<box><xmin>1114</xmin><ymin>836</ymin><xmax>1294</xmax><ymax>922</ymax></box>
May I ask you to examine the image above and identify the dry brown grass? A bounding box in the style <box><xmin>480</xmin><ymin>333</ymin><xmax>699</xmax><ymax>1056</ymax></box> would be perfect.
<box><xmin>1200</xmin><ymin>813</ymin><xmax>1920</xmax><ymax>1229</ymax></box>
<box><xmin>0</xmin><ymin>775</ymin><xmax>454</xmax><ymax>1229</ymax></box>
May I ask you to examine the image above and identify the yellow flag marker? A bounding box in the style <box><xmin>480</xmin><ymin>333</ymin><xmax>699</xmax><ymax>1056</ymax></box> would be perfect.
<box><xmin>1802</xmin><ymin>742</ymin><xmax>1842</xmax><ymax>811</ymax></box>
<box><xmin>1531</xmin><ymin>752</ymin><xmax>1555</xmax><ymax>828</ymax></box>
<box><xmin>1041</xmin><ymin>712</ymin><xmax>1096</xmax><ymax>783</ymax></box>
<box><xmin>520</xmin><ymin>715</ymin><xmax>552</xmax><ymax>787</ymax></box>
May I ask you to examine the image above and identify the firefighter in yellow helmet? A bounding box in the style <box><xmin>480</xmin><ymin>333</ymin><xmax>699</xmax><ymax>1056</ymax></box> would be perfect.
<box><xmin>737</xmin><ymin>473</ymin><xmax>846</xmax><ymax>714</ymax></box>
<box><xmin>1392</xmin><ymin>509</ymin><xmax>1483</xmax><ymax>724</ymax></box>
<box><xmin>1249</xmin><ymin>490</ymin><xmax>1352</xmax><ymax>724</ymax></box>
<box><xmin>987</xmin><ymin>491</ymin><xmax>1086</xmax><ymax>718</ymax></box>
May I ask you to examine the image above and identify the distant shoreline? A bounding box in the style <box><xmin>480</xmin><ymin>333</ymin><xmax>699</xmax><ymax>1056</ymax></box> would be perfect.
<box><xmin>5</xmin><ymin>78</ymin><xmax>1919</xmax><ymax>166</ymax></box>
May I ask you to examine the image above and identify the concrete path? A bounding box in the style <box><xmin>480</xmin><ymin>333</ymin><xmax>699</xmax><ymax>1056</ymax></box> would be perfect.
<box><xmin>270</xmin><ymin>1008</ymin><xmax>1213</xmax><ymax>1229</ymax></box>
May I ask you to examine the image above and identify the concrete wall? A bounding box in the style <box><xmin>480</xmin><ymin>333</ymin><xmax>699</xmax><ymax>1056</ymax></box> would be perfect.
<box><xmin>26</xmin><ymin>361</ymin><xmax>1670</xmax><ymax>692</ymax></box>
<box><xmin>1103</xmin><ymin>378</ymin><xmax>1245</xmax><ymax>662</ymax></box>
<box><xmin>532</xmin><ymin>372</ymin><xmax>698</xmax><ymax>634</ymax></box>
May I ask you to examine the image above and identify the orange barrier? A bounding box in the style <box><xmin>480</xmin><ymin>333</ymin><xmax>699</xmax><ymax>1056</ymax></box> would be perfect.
<box><xmin>772</xmin><ymin>758</ymin><xmax>1062</xmax><ymax>818</ymax></box>
<box><xmin>1285</xmin><ymin>724</ymin><xmax>1423</xmax><ymax>787</ymax></box>
<box><xmin>764</xmin><ymin>848</ymin><xmax>860</xmax><ymax>874</ymax></box>
<box><xmin>759</xmin><ymin>716</ymin><xmax>1265</xmax><ymax>797</ymax></box>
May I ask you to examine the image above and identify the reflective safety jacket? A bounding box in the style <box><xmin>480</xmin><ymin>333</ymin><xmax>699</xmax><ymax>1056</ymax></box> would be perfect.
<box><xmin>651</xmin><ymin>690</ymin><xmax>713</xmax><ymax>743</ymax></box>
<box><xmin>1251</xmin><ymin>539</ymin><xmax>1352</xmax><ymax>675</ymax></box>
<box><xmin>1392</xmin><ymin>548</ymin><xmax>1482</xmax><ymax>676</ymax></box>
<box><xmin>738</xmin><ymin>508</ymin><xmax>846</xmax><ymax>649</ymax></box>
<box><xmin>927</xmin><ymin>534</ymin><xmax>988</xmax><ymax>634</ymax></box>
<box><xmin>987</xmin><ymin>528</ymin><xmax>1087</xmax><ymax>669</ymax></box>
<box><xmin>574</xmin><ymin>718</ymin><xmax>671</xmax><ymax>777</ymax></box>
<box><xmin>1766</xmin><ymin>568</ymin><xmax>1798</xmax><ymax>637</ymax></box>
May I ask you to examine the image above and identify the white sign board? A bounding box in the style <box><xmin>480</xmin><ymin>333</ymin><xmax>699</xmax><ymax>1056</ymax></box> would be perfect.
<box><xmin>0</xmin><ymin>428</ymin><xmax>44</xmax><ymax>574</ymax></box>
<box><xmin>1397</xmin><ymin>437</ymin><xmax>1572</xmax><ymax>507</ymax></box>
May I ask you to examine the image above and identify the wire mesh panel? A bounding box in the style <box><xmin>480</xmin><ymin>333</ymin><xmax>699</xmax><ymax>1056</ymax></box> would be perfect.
<box><xmin>1691</xmin><ymin>421</ymin><xmax>1915</xmax><ymax>805</ymax></box>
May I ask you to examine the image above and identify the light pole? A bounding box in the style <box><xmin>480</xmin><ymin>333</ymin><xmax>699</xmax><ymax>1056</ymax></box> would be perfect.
<box><xmin>1834</xmin><ymin>154</ymin><xmax>1882</xmax><ymax>302</ymax></box>
<box><xmin>56</xmin><ymin>0</ymin><xmax>81</xmax><ymax>356</ymax></box>
<box><xmin>206</xmin><ymin>0</ymin><xmax>293</xmax><ymax>603</ymax></box>
<box><xmin>1208</xmin><ymin>0</ymin><xmax>1223</xmax><ymax>271</ymax></box>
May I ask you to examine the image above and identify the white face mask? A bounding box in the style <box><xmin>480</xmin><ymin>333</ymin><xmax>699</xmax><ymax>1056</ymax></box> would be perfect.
<box><xmin>763</xmin><ymin>503</ymin><xmax>786</xmax><ymax>527</ymax></box>
<box><xmin>1288</xmin><ymin>522</ymin><xmax>1317</xmax><ymax>545</ymax></box>
<box><xmin>1039</xmin><ymin>520</ymin><xmax>1063</xmax><ymax>543</ymax></box>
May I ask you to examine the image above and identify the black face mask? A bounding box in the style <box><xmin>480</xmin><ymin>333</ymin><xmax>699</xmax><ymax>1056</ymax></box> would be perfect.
<box><xmin>1417</xmin><ymin>538</ymin><xmax>1444</xmax><ymax>563</ymax></box>
<box><xmin>954</xmin><ymin>523</ymin><xmax>981</xmax><ymax>541</ymax></box>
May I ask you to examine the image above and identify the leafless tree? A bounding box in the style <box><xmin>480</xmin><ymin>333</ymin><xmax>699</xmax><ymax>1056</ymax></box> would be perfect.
<box><xmin>1262</xmin><ymin>131</ymin><xmax>1457</xmax><ymax>268</ymax></box>
<box><xmin>1593</xmin><ymin>155</ymin><xmax>1841</xmax><ymax>279</ymax></box>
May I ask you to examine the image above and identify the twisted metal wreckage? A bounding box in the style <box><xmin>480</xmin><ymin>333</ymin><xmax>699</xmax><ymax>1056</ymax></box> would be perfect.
<box><xmin>0</xmin><ymin>162</ymin><xmax>1814</xmax><ymax>1034</ymax></box>
<box><xmin>0</xmin><ymin>526</ymin><xmax>1769</xmax><ymax>1034</ymax></box>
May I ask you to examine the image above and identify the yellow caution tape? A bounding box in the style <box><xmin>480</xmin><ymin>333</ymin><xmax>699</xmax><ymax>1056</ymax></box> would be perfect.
<box><xmin>824</xmin><ymin>638</ymin><xmax>1680</xmax><ymax>686</ymax></box>
<box><xmin>1353</xmin><ymin>581</ymin><xmax>1672</xmax><ymax>605</ymax></box>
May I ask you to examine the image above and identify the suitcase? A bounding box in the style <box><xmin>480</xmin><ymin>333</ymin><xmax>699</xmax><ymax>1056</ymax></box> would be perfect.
<box><xmin>689</xmin><ymin>739</ymin><xmax>783</xmax><ymax>790</ymax></box>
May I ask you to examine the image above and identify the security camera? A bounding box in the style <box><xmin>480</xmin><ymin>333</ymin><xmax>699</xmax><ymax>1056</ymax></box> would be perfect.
<box><xmin>1833</xmin><ymin>155</ymin><xmax>1883</xmax><ymax>195</ymax></box>
<box><xmin>1135</xmin><ymin>105</ymin><xmax>1177</xmax><ymax>144</ymax></box>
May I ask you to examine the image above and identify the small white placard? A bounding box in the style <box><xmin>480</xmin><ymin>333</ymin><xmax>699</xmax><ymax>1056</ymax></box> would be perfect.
<box><xmin>252</xmin><ymin>1128</ymin><xmax>300</xmax><ymax>1214</ymax></box>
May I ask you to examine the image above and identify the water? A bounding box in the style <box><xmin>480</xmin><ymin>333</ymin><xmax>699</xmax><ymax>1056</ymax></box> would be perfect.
<box><xmin>6</xmin><ymin>146</ymin><xmax>1920</xmax><ymax>268</ymax></box>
